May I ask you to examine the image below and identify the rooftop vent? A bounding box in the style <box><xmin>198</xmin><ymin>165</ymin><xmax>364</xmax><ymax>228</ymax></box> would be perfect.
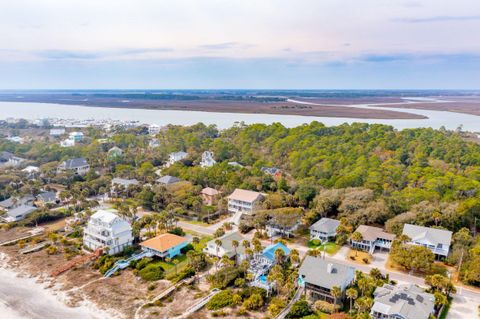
<box><xmin>327</xmin><ymin>263</ymin><xmax>335</xmax><ymax>274</ymax></box>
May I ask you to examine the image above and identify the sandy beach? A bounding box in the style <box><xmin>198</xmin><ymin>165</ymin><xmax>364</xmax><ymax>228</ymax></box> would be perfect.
<box><xmin>0</xmin><ymin>252</ymin><xmax>114</xmax><ymax>319</ymax></box>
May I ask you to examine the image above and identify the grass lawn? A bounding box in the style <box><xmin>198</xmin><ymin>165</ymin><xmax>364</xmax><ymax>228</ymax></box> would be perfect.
<box><xmin>307</xmin><ymin>241</ymin><xmax>340</xmax><ymax>255</ymax></box>
<box><xmin>157</xmin><ymin>254</ymin><xmax>188</xmax><ymax>275</ymax></box>
<box><xmin>192</xmin><ymin>235</ymin><xmax>212</xmax><ymax>252</ymax></box>
<box><xmin>347</xmin><ymin>249</ymin><xmax>372</xmax><ymax>264</ymax></box>
<box><xmin>180</xmin><ymin>218</ymin><xmax>211</xmax><ymax>227</ymax></box>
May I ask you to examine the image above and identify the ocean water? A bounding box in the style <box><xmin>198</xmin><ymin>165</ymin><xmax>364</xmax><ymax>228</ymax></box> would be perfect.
<box><xmin>0</xmin><ymin>101</ymin><xmax>479</xmax><ymax>131</ymax></box>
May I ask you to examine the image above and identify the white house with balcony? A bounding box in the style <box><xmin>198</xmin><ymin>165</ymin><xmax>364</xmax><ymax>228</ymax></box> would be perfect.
<box><xmin>200</xmin><ymin>151</ymin><xmax>216</xmax><ymax>167</ymax></box>
<box><xmin>83</xmin><ymin>209</ymin><xmax>133</xmax><ymax>255</ymax></box>
<box><xmin>69</xmin><ymin>131</ymin><xmax>84</xmax><ymax>142</ymax></box>
<box><xmin>402</xmin><ymin>224</ymin><xmax>452</xmax><ymax>259</ymax></box>
<box><xmin>227</xmin><ymin>188</ymin><xmax>264</xmax><ymax>225</ymax></box>
<box><xmin>351</xmin><ymin>225</ymin><xmax>396</xmax><ymax>255</ymax></box>
<box><xmin>310</xmin><ymin>218</ymin><xmax>340</xmax><ymax>243</ymax></box>
<box><xmin>166</xmin><ymin>151</ymin><xmax>188</xmax><ymax>167</ymax></box>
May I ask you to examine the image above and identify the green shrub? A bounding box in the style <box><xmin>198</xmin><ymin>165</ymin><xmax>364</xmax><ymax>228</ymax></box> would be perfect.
<box><xmin>134</xmin><ymin>257</ymin><xmax>153</xmax><ymax>270</ymax></box>
<box><xmin>286</xmin><ymin>299</ymin><xmax>312</xmax><ymax>319</ymax></box>
<box><xmin>242</xmin><ymin>293</ymin><xmax>263</xmax><ymax>310</ymax></box>
<box><xmin>207</xmin><ymin>266</ymin><xmax>244</xmax><ymax>289</ymax></box>
<box><xmin>139</xmin><ymin>263</ymin><xmax>165</xmax><ymax>281</ymax></box>
<box><xmin>310</xmin><ymin>239</ymin><xmax>321</xmax><ymax>246</ymax></box>
<box><xmin>206</xmin><ymin>290</ymin><xmax>234</xmax><ymax>310</ymax></box>
<box><xmin>168</xmin><ymin>227</ymin><xmax>186</xmax><ymax>236</ymax></box>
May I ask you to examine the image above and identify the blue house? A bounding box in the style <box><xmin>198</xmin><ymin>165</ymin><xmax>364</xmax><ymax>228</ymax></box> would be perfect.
<box><xmin>140</xmin><ymin>233</ymin><xmax>189</xmax><ymax>259</ymax></box>
<box><xmin>261</xmin><ymin>242</ymin><xmax>291</xmax><ymax>263</ymax></box>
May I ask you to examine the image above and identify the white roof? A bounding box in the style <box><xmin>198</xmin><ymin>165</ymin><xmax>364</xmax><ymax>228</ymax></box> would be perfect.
<box><xmin>402</xmin><ymin>224</ymin><xmax>452</xmax><ymax>247</ymax></box>
<box><xmin>90</xmin><ymin>209</ymin><xmax>120</xmax><ymax>224</ymax></box>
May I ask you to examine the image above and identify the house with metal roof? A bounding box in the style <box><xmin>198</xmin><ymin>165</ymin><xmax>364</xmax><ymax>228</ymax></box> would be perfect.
<box><xmin>402</xmin><ymin>224</ymin><xmax>452</xmax><ymax>258</ymax></box>
<box><xmin>310</xmin><ymin>218</ymin><xmax>340</xmax><ymax>242</ymax></box>
<box><xmin>2</xmin><ymin>205</ymin><xmax>37</xmax><ymax>222</ymax></box>
<box><xmin>200</xmin><ymin>151</ymin><xmax>216</xmax><ymax>168</ymax></box>
<box><xmin>299</xmin><ymin>256</ymin><xmax>355</xmax><ymax>304</ymax></box>
<box><xmin>371</xmin><ymin>284</ymin><xmax>435</xmax><ymax>319</ymax></box>
<box><xmin>156</xmin><ymin>175</ymin><xmax>181</xmax><ymax>185</ymax></box>
<box><xmin>351</xmin><ymin>225</ymin><xmax>396</xmax><ymax>254</ymax></box>
<box><xmin>0</xmin><ymin>195</ymin><xmax>35</xmax><ymax>211</ymax></box>
<box><xmin>166</xmin><ymin>151</ymin><xmax>188</xmax><ymax>167</ymax></box>
<box><xmin>0</xmin><ymin>151</ymin><xmax>26</xmax><ymax>167</ymax></box>
<box><xmin>140</xmin><ymin>233</ymin><xmax>190</xmax><ymax>259</ymax></box>
<box><xmin>261</xmin><ymin>242</ymin><xmax>290</xmax><ymax>263</ymax></box>
<box><xmin>57</xmin><ymin>157</ymin><xmax>90</xmax><ymax>175</ymax></box>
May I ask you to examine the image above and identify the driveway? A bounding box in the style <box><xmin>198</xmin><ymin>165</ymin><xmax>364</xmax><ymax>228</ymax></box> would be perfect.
<box><xmin>370</xmin><ymin>251</ymin><xmax>388</xmax><ymax>270</ymax></box>
<box><xmin>448</xmin><ymin>293</ymin><xmax>479</xmax><ymax>318</ymax></box>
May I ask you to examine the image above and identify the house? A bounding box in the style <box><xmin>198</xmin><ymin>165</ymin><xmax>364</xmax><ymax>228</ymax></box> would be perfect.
<box><xmin>0</xmin><ymin>151</ymin><xmax>25</xmax><ymax>167</ymax></box>
<box><xmin>310</xmin><ymin>218</ymin><xmax>340</xmax><ymax>242</ymax></box>
<box><xmin>166</xmin><ymin>151</ymin><xmax>188</xmax><ymax>167</ymax></box>
<box><xmin>298</xmin><ymin>256</ymin><xmax>355</xmax><ymax>304</ymax></box>
<box><xmin>50</xmin><ymin>128</ymin><xmax>65</xmax><ymax>136</ymax></box>
<box><xmin>107</xmin><ymin>146</ymin><xmax>123</xmax><ymax>158</ymax></box>
<box><xmin>200</xmin><ymin>151</ymin><xmax>216</xmax><ymax>167</ymax></box>
<box><xmin>149</xmin><ymin>138</ymin><xmax>160</xmax><ymax>148</ymax></box>
<box><xmin>36</xmin><ymin>191</ymin><xmax>58</xmax><ymax>206</ymax></box>
<box><xmin>22</xmin><ymin>166</ymin><xmax>40</xmax><ymax>179</ymax></box>
<box><xmin>371</xmin><ymin>284</ymin><xmax>435</xmax><ymax>319</ymax></box>
<box><xmin>148</xmin><ymin>124</ymin><xmax>161</xmax><ymax>135</ymax></box>
<box><xmin>227</xmin><ymin>188</ymin><xmax>264</xmax><ymax>224</ymax></box>
<box><xmin>2</xmin><ymin>205</ymin><xmax>37</xmax><ymax>222</ymax></box>
<box><xmin>402</xmin><ymin>224</ymin><xmax>452</xmax><ymax>258</ymax></box>
<box><xmin>83</xmin><ymin>209</ymin><xmax>134</xmax><ymax>255</ymax></box>
<box><xmin>266</xmin><ymin>218</ymin><xmax>299</xmax><ymax>238</ymax></box>
<box><xmin>351</xmin><ymin>225</ymin><xmax>396</xmax><ymax>254</ymax></box>
<box><xmin>69</xmin><ymin>131</ymin><xmax>84</xmax><ymax>142</ymax></box>
<box><xmin>6</xmin><ymin>136</ymin><xmax>24</xmax><ymax>144</ymax></box>
<box><xmin>260</xmin><ymin>242</ymin><xmax>290</xmax><ymax>264</ymax></box>
<box><xmin>0</xmin><ymin>195</ymin><xmax>35</xmax><ymax>211</ymax></box>
<box><xmin>111</xmin><ymin>178</ymin><xmax>140</xmax><ymax>196</ymax></box>
<box><xmin>228</xmin><ymin>161</ymin><xmax>244</xmax><ymax>168</ymax></box>
<box><xmin>140</xmin><ymin>233</ymin><xmax>189</xmax><ymax>259</ymax></box>
<box><xmin>201</xmin><ymin>187</ymin><xmax>221</xmax><ymax>205</ymax></box>
<box><xmin>60</xmin><ymin>138</ymin><xmax>75</xmax><ymax>147</ymax></box>
<box><xmin>156</xmin><ymin>175</ymin><xmax>180</xmax><ymax>185</ymax></box>
<box><xmin>57</xmin><ymin>158</ymin><xmax>90</xmax><ymax>175</ymax></box>
<box><xmin>261</xmin><ymin>167</ymin><xmax>282</xmax><ymax>179</ymax></box>
<box><xmin>203</xmin><ymin>231</ymin><xmax>246</xmax><ymax>262</ymax></box>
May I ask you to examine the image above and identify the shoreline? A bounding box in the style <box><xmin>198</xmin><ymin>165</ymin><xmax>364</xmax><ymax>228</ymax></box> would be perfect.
<box><xmin>0</xmin><ymin>251</ymin><xmax>117</xmax><ymax>319</ymax></box>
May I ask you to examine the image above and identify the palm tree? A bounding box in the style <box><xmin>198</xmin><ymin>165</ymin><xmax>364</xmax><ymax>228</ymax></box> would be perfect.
<box><xmin>215</xmin><ymin>239</ymin><xmax>222</xmax><ymax>270</ymax></box>
<box><xmin>351</xmin><ymin>231</ymin><xmax>363</xmax><ymax>256</ymax></box>
<box><xmin>232</xmin><ymin>240</ymin><xmax>239</xmax><ymax>265</ymax></box>
<box><xmin>346</xmin><ymin>287</ymin><xmax>358</xmax><ymax>311</ymax></box>
<box><xmin>274</xmin><ymin>248</ymin><xmax>285</xmax><ymax>265</ymax></box>
<box><xmin>242</xmin><ymin>240</ymin><xmax>250</xmax><ymax>250</ymax></box>
<box><xmin>331</xmin><ymin>286</ymin><xmax>341</xmax><ymax>310</ymax></box>
<box><xmin>290</xmin><ymin>249</ymin><xmax>300</xmax><ymax>265</ymax></box>
<box><xmin>173</xmin><ymin>259</ymin><xmax>179</xmax><ymax>275</ymax></box>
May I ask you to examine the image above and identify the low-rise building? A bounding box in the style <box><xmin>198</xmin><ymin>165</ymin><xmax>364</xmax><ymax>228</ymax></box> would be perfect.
<box><xmin>227</xmin><ymin>188</ymin><xmax>264</xmax><ymax>224</ymax></box>
<box><xmin>298</xmin><ymin>256</ymin><xmax>355</xmax><ymax>304</ymax></box>
<box><xmin>148</xmin><ymin>124</ymin><xmax>162</xmax><ymax>135</ymax></box>
<box><xmin>261</xmin><ymin>167</ymin><xmax>281</xmax><ymax>179</ymax></box>
<box><xmin>140</xmin><ymin>233</ymin><xmax>189</xmax><ymax>259</ymax></box>
<box><xmin>266</xmin><ymin>218</ymin><xmax>299</xmax><ymax>238</ymax></box>
<box><xmin>69</xmin><ymin>131</ymin><xmax>84</xmax><ymax>142</ymax></box>
<box><xmin>200</xmin><ymin>151</ymin><xmax>216</xmax><ymax>167</ymax></box>
<box><xmin>351</xmin><ymin>225</ymin><xmax>396</xmax><ymax>254</ymax></box>
<box><xmin>50</xmin><ymin>128</ymin><xmax>66</xmax><ymax>136</ymax></box>
<box><xmin>204</xmin><ymin>231</ymin><xmax>246</xmax><ymax>262</ymax></box>
<box><xmin>111</xmin><ymin>178</ymin><xmax>139</xmax><ymax>193</ymax></box>
<box><xmin>0</xmin><ymin>151</ymin><xmax>25</xmax><ymax>167</ymax></box>
<box><xmin>201</xmin><ymin>187</ymin><xmax>221</xmax><ymax>205</ymax></box>
<box><xmin>57</xmin><ymin>158</ymin><xmax>90</xmax><ymax>175</ymax></box>
<box><xmin>371</xmin><ymin>284</ymin><xmax>435</xmax><ymax>319</ymax></box>
<box><xmin>2</xmin><ymin>205</ymin><xmax>37</xmax><ymax>222</ymax></box>
<box><xmin>0</xmin><ymin>195</ymin><xmax>35</xmax><ymax>211</ymax></box>
<box><xmin>6</xmin><ymin>136</ymin><xmax>24</xmax><ymax>144</ymax></box>
<box><xmin>83</xmin><ymin>209</ymin><xmax>134</xmax><ymax>255</ymax></box>
<box><xmin>156</xmin><ymin>175</ymin><xmax>180</xmax><ymax>185</ymax></box>
<box><xmin>60</xmin><ymin>138</ymin><xmax>75</xmax><ymax>147</ymax></box>
<box><xmin>149</xmin><ymin>138</ymin><xmax>160</xmax><ymax>148</ymax></box>
<box><xmin>36</xmin><ymin>191</ymin><xmax>58</xmax><ymax>206</ymax></box>
<box><xmin>310</xmin><ymin>218</ymin><xmax>340</xmax><ymax>242</ymax></box>
<box><xmin>402</xmin><ymin>224</ymin><xmax>452</xmax><ymax>258</ymax></box>
<box><xmin>228</xmin><ymin>161</ymin><xmax>244</xmax><ymax>168</ymax></box>
<box><xmin>107</xmin><ymin>146</ymin><xmax>123</xmax><ymax>159</ymax></box>
<box><xmin>166</xmin><ymin>151</ymin><xmax>188</xmax><ymax>167</ymax></box>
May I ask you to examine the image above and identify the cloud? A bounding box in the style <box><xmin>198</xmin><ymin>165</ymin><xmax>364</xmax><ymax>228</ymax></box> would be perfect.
<box><xmin>34</xmin><ymin>47</ymin><xmax>174</xmax><ymax>60</ymax></box>
<box><xmin>393</xmin><ymin>15</ymin><xmax>480</xmax><ymax>23</ymax></box>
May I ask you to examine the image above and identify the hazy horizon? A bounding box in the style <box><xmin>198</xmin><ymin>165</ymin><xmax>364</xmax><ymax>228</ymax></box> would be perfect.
<box><xmin>1</xmin><ymin>0</ymin><xmax>479</xmax><ymax>89</ymax></box>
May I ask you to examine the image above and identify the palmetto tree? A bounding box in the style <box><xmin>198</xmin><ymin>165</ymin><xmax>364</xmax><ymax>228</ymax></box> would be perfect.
<box><xmin>346</xmin><ymin>287</ymin><xmax>358</xmax><ymax>311</ymax></box>
<box><xmin>215</xmin><ymin>239</ymin><xmax>222</xmax><ymax>270</ymax></box>
<box><xmin>331</xmin><ymin>286</ymin><xmax>342</xmax><ymax>309</ymax></box>
<box><xmin>351</xmin><ymin>231</ymin><xmax>363</xmax><ymax>256</ymax></box>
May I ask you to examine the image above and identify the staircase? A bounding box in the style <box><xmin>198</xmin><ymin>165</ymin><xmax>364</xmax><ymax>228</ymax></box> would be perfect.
<box><xmin>231</xmin><ymin>210</ymin><xmax>243</xmax><ymax>225</ymax></box>
<box><xmin>104</xmin><ymin>251</ymin><xmax>153</xmax><ymax>277</ymax></box>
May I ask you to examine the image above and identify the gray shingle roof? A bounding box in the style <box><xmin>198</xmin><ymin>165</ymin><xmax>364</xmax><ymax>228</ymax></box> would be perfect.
<box><xmin>111</xmin><ymin>178</ymin><xmax>139</xmax><ymax>187</ymax></box>
<box><xmin>6</xmin><ymin>205</ymin><xmax>37</xmax><ymax>219</ymax></box>
<box><xmin>402</xmin><ymin>224</ymin><xmax>452</xmax><ymax>247</ymax></box>
<box><xmin>299</xmin><ymin>256</ymin><xmax>355</xmax><ymax>290</ymax></box>
<box><xmin>0</xmin><ymin>195</ymin><xmax>35</xmax><ymax>209</ymax></box>
<box><xmin>372</xmin><ymin>284</ymin><xmax>435</xmax><ymax>319</ymax></box>
<box><xmin>310</xmin><ymin>218</ymin><xmax>340</xmax><ymax>233</ymax></box>
<box><xmin>63</xmin><ymin>158</ymin><xmax>88</xmax><ymax>169</ymax></box>
<box><xmin>156</xmin><ymin>175</ymin><xmax>180</xmax><ymax>185</ymax></box>
<box><xmin>37</xmin><ymin>191</ymin><xmax>57</xmax><ymax>203</ymax></box>
<box><xmin>355</xmin><ymin>225</ymin><xmax>396</xmax><ymax>242</ymax></box>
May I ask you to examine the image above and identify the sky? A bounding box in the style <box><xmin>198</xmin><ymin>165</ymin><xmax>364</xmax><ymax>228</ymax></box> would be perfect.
<box><xmin>0</xmin><ymin>0</ymin><xmax>479</xmax><ymax>89</ymax></box>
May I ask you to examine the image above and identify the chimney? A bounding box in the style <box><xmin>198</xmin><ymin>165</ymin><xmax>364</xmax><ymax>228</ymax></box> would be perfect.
<box><xmin>327</xmin><ymin>263</ymin><xmax>334</xmax><ymax>274</ymax></box>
